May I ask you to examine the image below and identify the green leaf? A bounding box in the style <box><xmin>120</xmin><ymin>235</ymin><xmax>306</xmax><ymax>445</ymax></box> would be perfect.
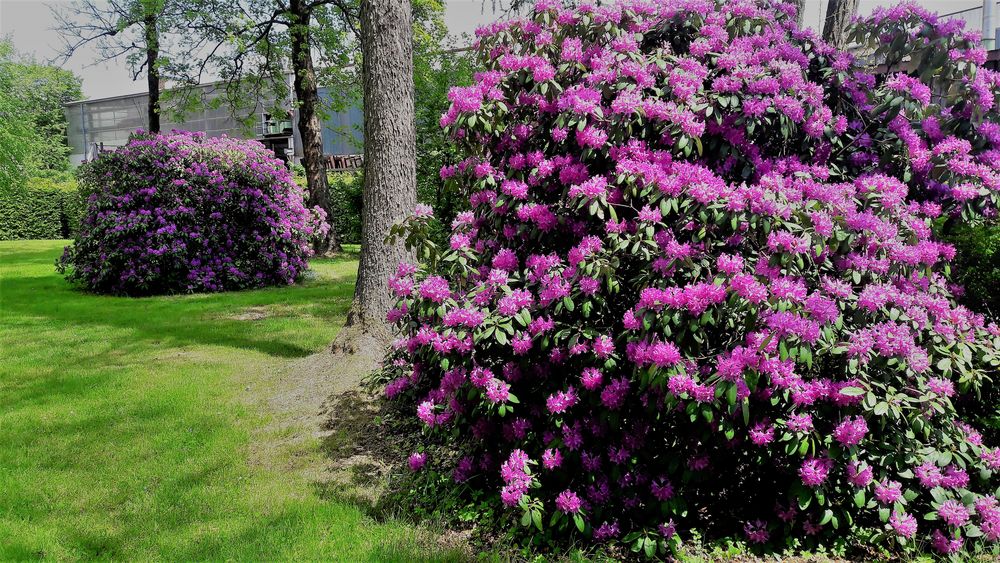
<box><xmin>854</xmin><ymin>489</ymin><xmax>865</xmax><ymax>508</ymax></box>
<box><xmin>820</xmin><ymin>509</ymin><xmax>833</xmax><ymax>526</ymax></box>
<box><xmin>839</xmin><ymin>386</ymin><xmax>865</xmax><ymax>397</ymax></box>
<box><xmin>573</xmin><ymin>513</ymin><xmax>585</xmax><ymax>532</ymax></box>
<box><xmin>532</xmin><ymin>510</ymin><xmax>543</xmax><ymax>531</ymax></box>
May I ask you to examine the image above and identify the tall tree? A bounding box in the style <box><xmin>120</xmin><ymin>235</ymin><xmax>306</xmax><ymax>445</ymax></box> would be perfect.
<box><xmin>0</xmin><ymin>41</ymin><xmax>38</xmax><ymax>192</ymax></box>
<box><xmin>54</xmin><ymin>0</ymin><xmax>171</xmax><ymax>133</ymax></box>
<box><xmin>0</xmin><ymin>41</ymin><xmax>83</xmax><ymax>172</ymax></box>
<box><xmin>169</xmin><ymin>0</ymin><xmax>345</xmax><ymax>255</ymax></box>
<box><xmin>822</xmin><ymin>0</ymin><xmax>859</xmax><ymax>48</ymax></box>
<box><xmin>288</xmin><ymin>0</ymin><xmax>339</xmax><ymax>254</ymax></box>
<box><xmin>342</xmin><ymin>0</ymin><xmax>418</xmax><ymax>344</ymax></box>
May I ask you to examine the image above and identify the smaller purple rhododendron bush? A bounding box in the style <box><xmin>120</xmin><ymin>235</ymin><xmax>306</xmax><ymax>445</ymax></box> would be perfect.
<box><xmin>59</xmin><ymin>131</ymin><xmax>326</xmax><ymax>295</ymax></box>
<box><xmin>380</xmin><ymin>0</ymin><xmax>1000</xmax><ymax>557</ymax></box>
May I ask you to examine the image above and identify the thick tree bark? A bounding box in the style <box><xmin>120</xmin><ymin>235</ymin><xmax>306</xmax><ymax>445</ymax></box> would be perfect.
<box><xmin>289</xmin><ymin>0</ymin><xmax>341</xmax><ymax>255</ymax></box>
<box><xmin>822</xmin><ymin>0</ymin><xmax>859</xmax><ymax>49</ymax></box>
<box><xmin>343</xmin><ymin>0</ymin><xmax>417</xmax><ymax>345</ymax></box>
<box><xmin>144</xmin><ymin>13</ymin><xmax>160</xmax><ymax>133</ymax></box>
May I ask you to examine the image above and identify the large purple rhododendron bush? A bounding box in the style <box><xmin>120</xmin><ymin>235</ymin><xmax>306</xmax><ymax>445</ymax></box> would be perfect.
<box><xmin>59</xmin><ymin>131</ymin><xmax>325</xmax><ymax>295</ymax></box>
<box><xmin>380</xmin><ymin>0</ymin><xmax>1000</xmax><ymax>557</ymax></box>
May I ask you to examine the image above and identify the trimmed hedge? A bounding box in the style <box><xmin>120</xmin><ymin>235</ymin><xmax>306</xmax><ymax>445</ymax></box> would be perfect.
<box><xmin>0</xmin><ymin>177</ymin><xmax>82</xmax><ymax>240</ymax></box>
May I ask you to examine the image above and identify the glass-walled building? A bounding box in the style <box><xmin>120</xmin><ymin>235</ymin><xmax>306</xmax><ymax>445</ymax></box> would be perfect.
<box><xmin>65</xmin><ymin>81</ymin><xmax>363</xmax><ymax>166</ymax></box>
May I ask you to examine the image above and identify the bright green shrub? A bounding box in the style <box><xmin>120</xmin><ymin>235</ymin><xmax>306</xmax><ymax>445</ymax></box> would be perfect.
<box><xmin>329</xmin><ymin>171</ymin><xmax>362</xmax><ymax>245</ymax></box>
<box><xmin>0</xmin><ymin>176</ymin><xmax>81</xmax><ymax>240</ymax></box>
<box><xmin>293</xmin><ymin>171</ymin><xmax>363</xmax><ymax>245</ymax></box>
<box><xmin>947</xmin><ymin>224</ymin><xmax>1000</xmax><ymax>318</ymax></box>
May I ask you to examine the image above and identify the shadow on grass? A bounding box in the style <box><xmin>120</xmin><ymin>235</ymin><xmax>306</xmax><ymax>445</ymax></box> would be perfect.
<box><xmin>0</xmin><ymin>260</ymin><xmax>357</xmax><ymax>359</ymax></box>
<box><xmin>0</xmin><ymin>247</ymin><xmax>66</xmax><ymax>267</ymax></box>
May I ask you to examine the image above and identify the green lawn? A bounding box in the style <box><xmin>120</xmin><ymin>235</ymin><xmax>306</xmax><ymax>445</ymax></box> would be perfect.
<box><xmin>0</xmin><ymin>240</ymin><xmax>461</xmax><ymax>561</ymax></box>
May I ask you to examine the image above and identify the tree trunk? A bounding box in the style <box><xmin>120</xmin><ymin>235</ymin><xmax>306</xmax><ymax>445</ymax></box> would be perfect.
<box><xmin>144</xmin><ymin>13</ymin><xmax>160</xmax><ymax>133</ymax></box>
<box><xmin>822</xmin><ymin>0</ymin><xmax>859</xmax><ymax>49</ymax></box>
<box><xmin>343</xmin><ymin>0</ymin><xmax>417</xmax><ymax>345</ymax></box>
<box><xmin>289</xmin><ymin>0</ymin><xmax>341</xmax><ymax>255</ymax></box>
<box><xmin>790</xmin><ymin>0</ymin><xmax>806</xmax><ymax>27</ymax></box>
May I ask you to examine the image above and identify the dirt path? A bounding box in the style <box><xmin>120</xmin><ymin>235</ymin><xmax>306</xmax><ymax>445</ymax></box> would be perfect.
<box><xmin>260</xmin><ymin>340</ymin><xmax>383</xmax><ymax>486</ymax></box>
<box><xmin>250</xmin><ymin>328</ymin><xmax>472</xmax><ymax>558</ymax></box>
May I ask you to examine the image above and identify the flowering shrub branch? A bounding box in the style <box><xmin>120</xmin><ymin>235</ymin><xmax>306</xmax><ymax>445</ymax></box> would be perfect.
<box><xmin>59</xmin><ymin>131</ymin><xmax>325</xmax><ymax>295</ymax></box>
<box><xmin>381</xmin><ymin>0</ymin><xmax>1000</xmax><ymax>557</ymax></box>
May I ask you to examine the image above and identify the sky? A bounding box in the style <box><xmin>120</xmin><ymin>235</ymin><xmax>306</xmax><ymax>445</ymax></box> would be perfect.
<box><xmin>0</xmin><ymin>0</ymin><xmax>987</xmax><ymax>101</ymax></box>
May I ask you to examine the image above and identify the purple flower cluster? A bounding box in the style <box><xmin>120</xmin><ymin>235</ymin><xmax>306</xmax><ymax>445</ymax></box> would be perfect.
<box><xmin>381</xmin><ymin>0</ymin><xmax>1000</xmax><ymax>556</ymax></box>
<box><xmin>59</xmin><ymin>131</ymin><xmax>324</xmax><ymax>294</ymax></box>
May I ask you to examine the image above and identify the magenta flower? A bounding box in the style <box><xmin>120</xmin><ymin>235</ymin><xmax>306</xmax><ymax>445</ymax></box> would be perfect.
<box><xmin>890</xmin><ymin>511</ymin><xmax>917</xmax><ymax>539</ymax></box>
<box><xmin>931</xmin><ymin>529</ymin><xmax>963</xmax><ymax>554</ymax></box>
<box><xmin>749</xmin><ymin>421</ymin><xmax>775</xmax><ymax>446</ymax></box>
<box><xmin>408</xmin><ymin>452</ymin><xmax>427</xmax><ymax>471</ymax></box>
<box><xmin>799</xmin><ymin>457</ymin><xmax>833</xmax><ymax>487</ymax></box>
<box><xmin>546</xmin><ymin>387</ymin><xmax>578</xmax><ymax>414</ymax></box>
<box><xmin>555</xmin><ymin>489</ymin><xmax>583</xmax><ymax>514</ymax></box>
<box><xmin>542</xmin><ymin>448</ymin><xmax>563</xmax><ymax>469</ymax></box>
<box><xmin>847</xmin><ymin>462</ymin><xmax>874</xmax><ymax>487</ymax></box>
<box><xmin>786</xmin><ymin>413</ymin><xmax>813</xmax><ymax>433</ymax></box>
<box><xmin>485</xmin><ymin>378</ymin><xmax>511</xmax><ymax>404</ymax></box>
<box><xmin>418</xmin><ymin>276</ymin><xmax>451</xmax><ymax>303</ymax></box>
<box><xmin>938</xmin><ymin>500</ymin><xmax>970</xmax><ymax>527</ymax></box>
<box><xmin>832</xmin><ymin>416</ymin><xmax>868</xmax><ymax>446</ymax></box>
<box><xmin>743</xmin><ymin>520</ymin><xmax>769</xmax><ymax>544</ymax></box>
<box><xmin>874</xmin><ymin>480</ymin><xmax>903</xmax><ymax>504</ymax></box>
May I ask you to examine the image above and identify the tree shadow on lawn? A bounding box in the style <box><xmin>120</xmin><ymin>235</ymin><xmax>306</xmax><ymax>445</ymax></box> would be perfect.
<box><xmin>0</xmin><ymin>266</ymin><xmax>356</xmax><ymax>359</ymax></box>
<box><xmin>0</xmin><ymin>247</ymin><xmax>65</xmax><ymax>267</ymax></box>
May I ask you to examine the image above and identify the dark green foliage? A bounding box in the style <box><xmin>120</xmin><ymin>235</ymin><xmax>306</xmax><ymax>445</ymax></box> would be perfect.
<box><xmin>946</xmin><ymin>224</ymin><xmax>1000</xmax><ymax>319</ymax></box>
<box><xmin>295</xmin><ymin>171</ymin><xmax>363</xmax><ymax>244</ymax></box>
<box><xmin>329</xmin><ymin>172</ymin><xmax>363</xmax><ymax>245</ymax></box>
<box><xmin>0</xmin><ymin>40</ymin><xmax>82</xmax><ymax>174</ymax></box>
<box><xmin>947</xmin><ymin>224</ymin><xmax>1000</xmax><ymax>443</ymax></box>
<box><xmin>0</xmin><ymin>177</ymin><xmax>82</xmax><ymax>240</ymax></box>
<box><xmin>414</xmin><ymin>46</ymin><xmax>475</xmax><ymax>232</ymax></box>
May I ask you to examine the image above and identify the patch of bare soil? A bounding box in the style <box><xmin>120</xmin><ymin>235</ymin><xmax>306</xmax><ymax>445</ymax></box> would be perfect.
<box><xmin>254</xmin><ymin>323</ymin><xmax>472</xmax><ymax>558</ymax></box>
<box><xmin>255</xmin><ymin>336</ymin><xmax>379</xmax><ymax>480</ymax></box>
<box><xmin>228</xmin><ymin>306</ymin><xmax>272</xmax><ymax>321</ymax></box>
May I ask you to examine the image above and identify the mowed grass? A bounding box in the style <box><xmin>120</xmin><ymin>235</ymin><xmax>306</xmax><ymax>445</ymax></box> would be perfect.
<box><xmin>0</xmin><ymin>240</ymin><xmax>462</xmax><ymax>561</ymax></box>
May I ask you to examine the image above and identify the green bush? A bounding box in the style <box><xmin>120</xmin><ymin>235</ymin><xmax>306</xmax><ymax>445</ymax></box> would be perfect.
<box><xmin>0</xmin><ymin>176</ymin><xmax>82</xmax><ymax>240</ymax></box>
<box><xmin>293</xmin><ymin>171</ymin><xmax>362</xmax><ymax>245</ymax></box>
<box><xmin>946</xmin><ymin>224</ymin><xmax>1000</xmax><ymax>319</ymax></box>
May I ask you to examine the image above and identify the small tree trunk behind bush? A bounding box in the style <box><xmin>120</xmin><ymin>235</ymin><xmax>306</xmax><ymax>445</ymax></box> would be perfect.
<box><xmin>289</xmin><ymin>0</ymin><xmax>341</xmax><ymax>255</ymax></box>
<box><xmin>144</xmin><ymin>12</ymin><xmax>160</xmax><ymax>133</ymax></box>
<box><xmin>822</xmin><ymin>0</ymin><xmax>858</xmax><ymax>48</ymax></box>
<box><xmin>791</xmin><ymin>0</ymin><xmax>806</xmax><ymax>27</ymax></box>
<box><xmin>338</xmin><ymin>0</ymin><xmax>417</xmax><ymax>348</ymax></box>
